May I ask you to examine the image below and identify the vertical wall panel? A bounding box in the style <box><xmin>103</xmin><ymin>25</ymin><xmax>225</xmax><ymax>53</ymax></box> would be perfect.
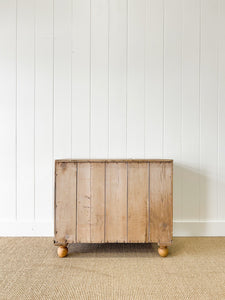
<box><xmin>145</xmin><ymin>0</ymin><xmax>164</xmax><ymax>158</ymax></box>
<box><xmin>164</xmin><ymin>0</ymin><xmax>182</xmax><ymax>220</ymax></box>
<box><xmin>90</xmin><ymin>0</ymin><xmax>109</xmax><ymax>158</ymax></box>
<box><xmin>0</xmin><ymin>0</ymin><xmax>225</xmax><ymax>236</ymax></box>
<box><xmin>181</xmin><ymin>0</ymin><xmax>200</xmax><ymax>220</ymax></box>
<box><xmin>218</xmin><ymin>0</ymin><xmax>225</xmax><ymax>219</ymax></box>
<box><xmin>127</xmin><ymin>0</ymin><xmax>145</xmax><ymax>158</ymax></box>
<box><xmin>72</xmin><ymin>0</ymin><xmax>90</xmax><ymax>158</ymax></box>
<box><xmin>17</xmin><ymin>0</ymin><xmax>35</xmax><ymax>220</ymax></box>
<box><xmin>0</xmin><ymin>0</ymin><xmax>16</xmax><ymax>220</ymax></box>
<box><xmin>54</xmin><ymin>0</ymin><xmax>72</xmax><ymax>158</ymax></box>
<box><xmin>108</xmin><ymin>0</ymin><xmax>127</xmax><ymax>158</ymax></box>
<box><xmin>200</xmin><ymin>0</ymin><xmax>219</xmax><ymax>220</ymax></box>
<box><xmin>35</xmin><ymin>0</ymin><xmax>53</xmax><ymax>221</ymax></box>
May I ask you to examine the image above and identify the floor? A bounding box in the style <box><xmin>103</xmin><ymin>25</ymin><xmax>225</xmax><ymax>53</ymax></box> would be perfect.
<box><xmin>0</xmin><ymin>237</ymin><xmax>225</xmax><ymax>299</ymax></box>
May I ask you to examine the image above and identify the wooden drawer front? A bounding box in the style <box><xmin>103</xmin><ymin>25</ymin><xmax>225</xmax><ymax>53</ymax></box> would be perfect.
<box><xmin>55</xmin><ymin>161</ymin><xmax>173</xmax><ymax>245</ymax></box>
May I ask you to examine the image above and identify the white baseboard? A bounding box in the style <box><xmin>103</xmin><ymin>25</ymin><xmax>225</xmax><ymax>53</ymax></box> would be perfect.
<box><xmin>0</xmin><ymin>220</ymin><xmax>225</xmax><ymax>237</ymax></box>
<box><xmin>173</xmin><ymin>220</ymin><xmax>225</xmax><ymax>237</ymax></box>
<box><xmin>0</xmin><ymin>221</ymin><xmax>54</xmax><ymax>236</ymax></box>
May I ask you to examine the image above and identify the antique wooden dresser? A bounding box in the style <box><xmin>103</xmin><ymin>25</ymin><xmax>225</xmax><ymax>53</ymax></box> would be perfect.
<box><xmin>54</xmin><ymin>159</ymin><xmax>173</xmax><ymax>257</ymax></box>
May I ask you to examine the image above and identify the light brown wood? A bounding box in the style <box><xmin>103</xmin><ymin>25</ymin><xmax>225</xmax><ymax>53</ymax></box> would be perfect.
<box><xmin>128</xmin><ymin>163</ymin><xmax>149</xmax><ymax>242</ymax></box>
<box><xmin>54</xmin><ymin>159</ymin><xmax>173</xmax><ymax>257</ymax></box>
<box><xmin>77</xmin><ymin>163</ymin><xmax>91</xmax><ymax>243</ymax></box>
<box><xmin>55</xmin><ymin>162</ymin><xmax>76</xmax><ymax>244</ymax></box>
<box><xmin>158</xmin><ymin>246</ymin><xmax>168</xmax><ymax>257</ymax></box>
<box><xmin>150</xmin><ymin>162</ymin><xmax>173</xmax><ymax>245</ymax></box>
<box><xmin>105</xmin><ymin>163</ymin><xmax>127</xmax><ymax>242</ymax></box>
<box><xmin>90</xmin><ymin>163</ymin><xmax>105</xmax><ymax>242</ymax></box>
<box><xmin>56</xmin><ymin>159</ymin><xmax>173</xmax><ymax>163</ymax></box>
<box><xmin>57</xmin><ymin>246</ymin><xmax>68</xmax><ymax>258</ymax></box>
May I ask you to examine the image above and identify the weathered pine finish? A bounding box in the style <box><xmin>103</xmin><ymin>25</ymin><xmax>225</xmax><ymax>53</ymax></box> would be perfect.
<box><xmin>105</xmin><ymin>163</ymin><xmax>127</xmax><ymax>242</ymax></box>
<box><xmin>128</xmin><ymin>163</ymin><xmax>149</xmax><ymax>243</ymax></box>
<box><xmin>77</xmin><ymin>163</ymin><xmax>91</xmax><ymax>243</ymax></box>
<box><xmin>54</xmin><ymin>159</ymin><xmax>173</xmax><ymax>257</ymax></box>
<box><xmin>150</xmin><ymin>163</ymin><xmax>173</xmax><ymax>245</ymax></box>
<box><xmin>55</xmin><ymin>162</ymin><xmax>76</xmax><ymax>244</ymax></box>
<box><xmin>76</xmin><ymin>162</ymin><xmax>105</xmax><ymax>243</ymax></box>
<box><xmin>90</xmin><ymin>163</ymin><xmax>105</xmax><ymax>243</ymax></box>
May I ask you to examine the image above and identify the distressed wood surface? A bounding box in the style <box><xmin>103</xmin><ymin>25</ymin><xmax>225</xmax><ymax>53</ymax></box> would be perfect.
<box><xmin>128</xmin><ymin>163</ymin><xmax>149</xmax><ymax>242</ymax></box>
<box><xmin>56</xmin><ymin>159</ymin><xmax>173</xmax><ymax>163</ymax></box>
<box><xmin>105</xmin><ymin>163</ymin><xmax>127</xmax><ymax>242</ymax></box>
<box><xmin>90</xmin><ymin>163</ymin><xmax>105</xmax><ymax>242</ymax></box>
<box><xmin>150</xmin><ymin>162</ymin><xmax>173</xmax><ymax>245</ymax></box>
<box><xmin>55</xmin><ymin>161</ymin><xmax>76</xmax><ymax>244</ymax></box>
<box><xmin>55</xmin><ymin>160</ymin><xmax>173</xmax><ymax>245</ymax></box>
<box><xmin>77</xmin><ymin>163</ymin><xmax>91</xmax><ymax>243</ymax></box>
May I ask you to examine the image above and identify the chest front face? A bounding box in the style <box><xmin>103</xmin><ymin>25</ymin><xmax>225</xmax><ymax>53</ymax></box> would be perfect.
<box><xmin>54</xmin><ymin>159</ymin><xmax>173</xmax><ymax>247</ymax></box>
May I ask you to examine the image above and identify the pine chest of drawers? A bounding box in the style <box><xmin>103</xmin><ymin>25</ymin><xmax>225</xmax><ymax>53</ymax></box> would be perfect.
<box><xmin>54</xmin><ymin>159</ymin><xmax>173</xmax><ymax>257</ymax></box>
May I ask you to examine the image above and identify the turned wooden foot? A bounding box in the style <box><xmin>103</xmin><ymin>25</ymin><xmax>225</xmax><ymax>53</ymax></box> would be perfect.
<box><xmin>158</xmin><ymin>246</ymin><xmax>169</xmax><ymax>257</ymax></box>
<box><xmin>57</xmin><ymin>246</ymin><xmax>68</xmax><ymax>258</ymax></box>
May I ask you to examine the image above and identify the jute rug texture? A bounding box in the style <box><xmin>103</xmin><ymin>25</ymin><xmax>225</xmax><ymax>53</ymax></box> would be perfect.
<box><xmin>0</xmin><ymin>237</ymin><xmax>224</xmax><ymax>299</ymax></box>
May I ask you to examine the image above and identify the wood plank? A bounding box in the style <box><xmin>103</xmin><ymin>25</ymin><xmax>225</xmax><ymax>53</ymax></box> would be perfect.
<box><xmin>128</xmin><ymin>163</ymin><xmax>148</xmax><ymax>242</ymax></box>
<box><xmin>105</xmin><ymin>163</ymin><xmax>127</xmax><ymax>242</ymax></box>
<box><xmin>90</xmin><ymin>163</ymin><xmax>105</xmax><ymax>242</ymax></box>
<box><xmin>55</xmin><ymin>162</ymin><xmax>76</xmax><ymax>244</ymax></box>
<box><xmin>150</xmin><ymin>163</ymin><xmax>173</xmax><ymax>244</ymax></box>
<box><xmin>55</xmin><ymin>159</ymin><xmax>173</xmax><ymax>163</ymax></box>
<box><xmin>77</xmin><ymin>163</ymin><xmax>91</xmax><ymax>242</ymax></box>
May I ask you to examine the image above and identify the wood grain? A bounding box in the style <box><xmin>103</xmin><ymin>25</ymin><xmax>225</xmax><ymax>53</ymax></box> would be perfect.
<box><xmin>56</xmin><ymin>159</ymin><xmax>173</xmax><ymax>163</ymax></box>
<box><xmin>90</xmin><ymin>163</ymin><xmax>105</xmax><ymax>243</ymax></box>
<box><xmin>55</xmin><ymin>162</ymin><xmax>76</xmax><ymax>244</ymax></box>
<box><xmin>55</xmin><ymin>160</ymin><xmax>173</xmax><ymax>246</ymax></box>
<box><xmin>150</xmin><ymin>162</ymin><xmax>173</xmax><ymax>245</ymax></box>
<box><xmin>77</xmin><ymin>163</ymin><xmax>91</xmax><ymax>243</ymax></box>
<box><xmin>128</xmin><ymin>163</ymin><xmax>148</xmax><ymax>242</ymax></box>
<box><xmin>105</xmin><ymin>163</ymin><xmax>127</xmax><ymax>242</ymax></box>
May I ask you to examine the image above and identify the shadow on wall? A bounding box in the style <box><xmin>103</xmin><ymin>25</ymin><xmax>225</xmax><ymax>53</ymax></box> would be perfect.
<box><xmin>173</xmin><ymin>162</ymin><xmax>217</xmax><ymax>236</ymax></box>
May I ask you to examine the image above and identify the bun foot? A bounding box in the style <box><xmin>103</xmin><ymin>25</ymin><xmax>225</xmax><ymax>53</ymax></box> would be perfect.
<box><xmin>158</xmin><ymin>246</ymin><xmax>168</xmax><ymax>257</ymax></box>
<box><xmin>57</xmin><ymin>246</ymin><xmax>68</xmax><ymax>258</ymax></box>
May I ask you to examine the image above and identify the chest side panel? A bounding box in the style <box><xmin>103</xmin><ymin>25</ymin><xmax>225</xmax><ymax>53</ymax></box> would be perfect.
<box><xmin>128</xmin><ymin>163</ymin><xmax>149</xmax><ymax>242</ymax></box>
<box><xmin>55</xmin><ymin>162</ymin><xmax>77</xmax><ymax>244</ymax></box>
<box><xmin>149</xmin><ymin>162</ymin><xmax>173</xmax><ymax>244</ymax></box>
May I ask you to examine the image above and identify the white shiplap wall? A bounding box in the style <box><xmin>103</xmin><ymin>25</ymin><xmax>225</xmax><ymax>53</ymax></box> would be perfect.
<box><xmin>0</xmin><ymin>0</ymin><xmax>225</xmax><ymax>236</ymax></box>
